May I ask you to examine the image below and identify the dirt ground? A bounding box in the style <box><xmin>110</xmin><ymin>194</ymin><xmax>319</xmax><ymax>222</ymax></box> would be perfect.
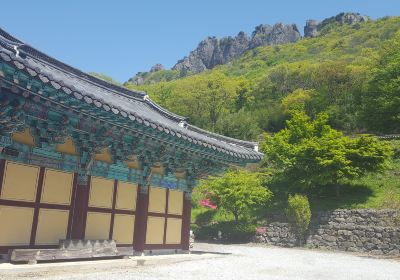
<box><xmin>0</xmin><ymin>243</ymin><xmax>399</xmax><ymax>280</ymax></box>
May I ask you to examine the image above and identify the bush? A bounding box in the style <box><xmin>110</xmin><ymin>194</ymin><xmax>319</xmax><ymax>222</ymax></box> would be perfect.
<box><xmin>192</xmin><ymin>223</ymin><xmax>218</xmax><ymax>241</ymax></box>
<box><xmin>286</xmin><ymin>194</ymin><xmax>311</xmax><ymax>245</ymax></box>
<box><xmin>217</xmin><ymin>221</ymin><xmax>256</xmax><ymax>243</ymax></box>
<box><xmin>191</xmin><ymin>221</ymin><xmax>256</xmax><ymax>243</ymax></box>
<box><xmin>195</xmin><ymin>210</ymin><xmax>216</xmax><ymax>226</ymax></box>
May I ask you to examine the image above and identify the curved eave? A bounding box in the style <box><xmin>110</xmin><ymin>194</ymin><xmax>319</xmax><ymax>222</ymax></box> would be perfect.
<box><xmin>0</xmin><ymin>29</ymin><xmax>263</xmax><ymax>163</ymax></box>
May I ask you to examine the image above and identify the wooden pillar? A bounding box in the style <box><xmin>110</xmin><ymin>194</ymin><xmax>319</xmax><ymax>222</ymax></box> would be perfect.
<box><xmin>29</xmin><ymin>167</ymin><xmax>45</xmax><ymax>246</ymax></box>
<box><xmin>70</xmin><ymin>175</ymin><xmax>91</xmax><ymax>240</ymax></box>
<box><xmin>108</xmin><ymin>180</ymin><xmax>118</xmax><ymax>240</ymax></box>
<box><xmin>181</xmin><ymin>192</ymin><xmax>192</xmax><ymax>250</ymax></box>
<box><xmin>133</xmin><ymin>184</ymin><xmax>149</xmax><ymax>252</ymax></box>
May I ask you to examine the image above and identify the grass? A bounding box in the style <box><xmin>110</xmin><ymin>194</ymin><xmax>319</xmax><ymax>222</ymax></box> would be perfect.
<box><xmin>192</xmin><ymin>141</ymin><xmax>400</xmax><ymax>225</ymax></box>
<box><xmin>265</xmin><ymin>158</ymin><xmax>400</xmax><ymax>213</ymax></box>
<box><xmin>312</xmin><ymin>140</ymin><xmax>400</xmax><ymax>210</ymax></box>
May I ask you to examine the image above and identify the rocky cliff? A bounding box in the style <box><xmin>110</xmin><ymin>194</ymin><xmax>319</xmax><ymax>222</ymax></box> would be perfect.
<box><xmin>304</xmin><ymin>12</ymin><xmax>369</xmax><ymax>38</ymax></box>
<box><xmin>128</xmin><ymin>12</ymin><xmax>370</xmax><ymax>85</ymax></box>
<box><xmin>172</xmin><ymin>23</ymin><xmax>300</xmax><ymax>74</ymax></box>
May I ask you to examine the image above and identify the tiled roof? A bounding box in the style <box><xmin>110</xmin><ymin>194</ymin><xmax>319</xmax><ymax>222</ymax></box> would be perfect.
<box><xmin>0</xmin><ymin>28</ymin><xmax>263</xmax><ymax>161</ymax></box>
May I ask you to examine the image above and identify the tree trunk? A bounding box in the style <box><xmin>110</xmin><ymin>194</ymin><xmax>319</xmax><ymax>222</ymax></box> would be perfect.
<box><xmin>233</xmin><ymin>212</ymin><xmax>239</xmax><ymax>224</ymax></box>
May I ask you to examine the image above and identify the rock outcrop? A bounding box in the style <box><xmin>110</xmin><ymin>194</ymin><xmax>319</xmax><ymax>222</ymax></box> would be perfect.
<box><xmin>150</xmin><ymin>63</ymin><xmax>165</xmax><ymax>73</ymax></box>
<box><xmin>128</xmin><ymin>63</ymin><xmax>165</xmax><ymax>85</ymax></box>
<box><xmin>173</xmin><ymin>23</ymin><xmax>300</xmax><ymax>74</ymax></box>
<box><xmin>304</xmin><ymin>12</ymin><xmax>369</xmax><ymax>38</ymax></box>
<box><xmin>128</xmin><ymin>12</ymin><xmax>371</xmax><ymax>85</ymax></box>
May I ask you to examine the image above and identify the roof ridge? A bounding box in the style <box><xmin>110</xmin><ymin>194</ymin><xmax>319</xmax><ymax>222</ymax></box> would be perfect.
<box><xmin>0</xmin><ymin>27</ymin><xmax>147</xmax><ymax>98</ymax></box>
<box><xmin>186</xmin><ymin>124</ymin><xmax>259</xmax><ymax>150</ymax></box>
<box><xmin>0</xmin><ymin>27</ymin><xmax>262</xmax><ymax>158</ymax></box>
<box><xmin>0</xmin><ymin>27</ymin><xmax>187</xmax><ymax>122</ymax></box>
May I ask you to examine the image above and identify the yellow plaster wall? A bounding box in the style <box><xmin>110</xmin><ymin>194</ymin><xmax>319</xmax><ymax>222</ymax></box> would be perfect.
<box><xmin>85</xmin><ymin>212</ymin><xmax>111</xmax><ymax>240</ymax></box>
<box><xmin>165</xmin><ymin>218</ymin><xmax>182</xmax><ymax>244</ymax></box>
<box><xmin>12</xmin><ymin>128</ymin><xmax>35</xmax><ymax>146</ymax></box>
<box><xmin>89</xmin><ymin>177</ymin><xmax>114</xmax><ymax>208</ymax></box>
<box><xmin>115</xmin><ymin>181</ymin><xmax>137</xmax><ymax>211</ymax></box>
<box><xmin>35</xmin><ymin>209</ymin><xmax>69</xmax><ymax>245</ymax></box>
<box><xmin>125</xmin><ymin>160</ymin><xmax>139</xmax><ymax>169</ymax></box>
<box><xmin>175</xmin><ymin>171</ymin><xmax>186</xmax><ymax>179</ymax></box>
<box><xmin>41</xmin><ymin>169</ymin><xmax>73</xmax><ymax>205</ymax></box>
<box><xmin>56</xmin><ymin>138</ymin><xmax>77</xmax><ymax>155</ymax></box>
<box><xmin>1</xmin><ymin>161</ymin><xmax>39</xmax><ymax>202</ymax></box>
<box><xmin>151</xmin><ymin>165</ymin><xmax>164</xmax><ymax>175</ymax></box>
<box><xmin>95</xmin><ymin>148</ymin><xmax>113</xmax><ymax>164</ymax></box>
<box><xmin>148</xmin><ymin>187</ymin><xmax>166</xmax><ymax>214</ymax></box>
<box><xmin>0</xmin><ymin>206</ymin><xmax>34</xmax><ymax>246</ymax></box>
<box><xmin>112</xmin><ymin>214</ymin><xmax>135</xmax><ymax>244</ymax></box>
<box><xmin>145</xmin><ymin>216</ymin><xmax>165</xmax><ymax>245</ymax></box>
<box><xmin>168</xmin><ymin>190</ymin><xmax>183</xmax><ymax>215</ymax></box>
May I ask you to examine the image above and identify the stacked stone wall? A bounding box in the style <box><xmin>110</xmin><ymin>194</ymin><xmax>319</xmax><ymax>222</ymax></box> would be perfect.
<box><xmin>255</xmin><ymin>209</ymin><xmax>400</xmax><ymax>256</ymax></box>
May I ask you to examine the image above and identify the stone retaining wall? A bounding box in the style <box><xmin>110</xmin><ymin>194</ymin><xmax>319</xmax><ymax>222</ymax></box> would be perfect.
<box><xmin>255</xmin><ymin>209</ymin><xmax>400</xmax><ymax>256</ymax></box>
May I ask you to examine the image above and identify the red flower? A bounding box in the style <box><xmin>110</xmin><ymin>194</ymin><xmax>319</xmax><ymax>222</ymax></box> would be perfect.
<box><xmin>199</xmin><ymin>198</ymin><xmax>217</xmax><ymax>209</ymax></box>
<box><xmin>256</xmin><ymin>227</ymin><xmax>267</xmax><ymax>235</ymax></box>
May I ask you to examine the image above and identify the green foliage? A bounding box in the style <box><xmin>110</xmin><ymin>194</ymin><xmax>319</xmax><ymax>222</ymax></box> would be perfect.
<box><xmin>194</xmin><ymin>210</ymin><xmax>216</xmax><ymax>226</ymax></box>
<box><xmin>214</xmin><ymin>110</ymin><xmax>261</xmax><ymax>140</ymax></box>
<box><xmin>124</xmin><ymin>17</ymin><xmax>400</xmax><ymax>137</ymax></box>
<box><xmin>261</xmin><ymin>112</ymin><xmax>393</xmax><ymax>192</ymax></box>
<box><xmin>192</xmin><ymin>221</ymin><xmax>256</xmax><ymax>243</ymax></box>
<box><xmin>361</xmin><ymin>32</ymin><xmax>400</xmax><ymax>133</ymax></box>
<box><xmin>286</xmin><ymin>194</ymin><xmax>311</xmax><ymax>243</ymax></box>
<box><xmin>281</xmin><ymin>89</ymin><xmax>313</xmax><ymax>115</ymax></box>
<box><xmin>216</xmin><ymin>221</ymin><xmax>256</xmax><ymax>242</ymax></box>
<box><xmin>196</xmin><ymin>170</ymin><xmax>272</xmax><ymax>223</ymax></box>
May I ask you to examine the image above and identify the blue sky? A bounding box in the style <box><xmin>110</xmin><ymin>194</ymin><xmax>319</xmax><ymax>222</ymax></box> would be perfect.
<box><xmin>1</xmin><ymin>1</ymin><xmax>399</xmax><ymax>82</ymax></box>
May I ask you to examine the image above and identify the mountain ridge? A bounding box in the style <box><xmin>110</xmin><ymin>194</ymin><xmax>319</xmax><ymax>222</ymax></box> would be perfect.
<box><xmin>127</xmin><ymin>12</ymin><xmax>369</xmax><ymax>86</ymax></box>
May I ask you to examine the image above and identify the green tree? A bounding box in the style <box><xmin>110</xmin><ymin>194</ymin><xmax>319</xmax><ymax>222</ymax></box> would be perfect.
<box><xmin>196</xmin><ymin>170</ymin><xmax>272</xmax><ymax>223</ymax></box>
<box><xmin>261</xmin><ymin>112</ymin><xmax>393</xmax><ymax>195</ymax></box>
<box><xmin>362</xmin><ymin>32</ymin><xmax>400</xmax><ymax>133</ymax></box>
<box><xmin>286</xmin><ymin>194</ymin><xmax>311</xmax><ymax>245</ymax></box>
<box><xmin>214</xmin><ymin>110</ymin><xmax>261</xmax><ymax>141</ymax></box>
<box><xmin>281</xmin><ymin>88</ymin><xmax>313</xmax><ymax>114</ymax></box>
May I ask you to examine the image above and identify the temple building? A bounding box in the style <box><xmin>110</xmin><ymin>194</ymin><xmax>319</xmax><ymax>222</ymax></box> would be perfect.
<box><xmin>0</xmin><ymin>28</ymin><xmax>262</xmax><ymax>257</ymax></box>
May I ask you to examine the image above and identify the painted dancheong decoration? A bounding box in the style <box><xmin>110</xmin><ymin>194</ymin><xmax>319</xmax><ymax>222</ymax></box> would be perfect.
<box><xmin>0</xmin><ymin>27</ymin><xmax>262</xmax><ymax>259</ymax></box>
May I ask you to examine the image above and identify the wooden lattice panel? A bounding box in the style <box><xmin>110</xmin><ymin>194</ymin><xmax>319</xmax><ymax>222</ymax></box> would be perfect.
<box><xmin>145</xmin><ymin>216</ymin><xmax>165</xmax><ymax>244</ymax></box>
<box><xmin>0</xmin><ymin>206</ymin><xmax>34</xmax><ymax>246</ymax></box>
<box><xmin>148</xmin><ymin>187</ymin><xmax>166</xmax><ymax>214</ymax></box>
<box><xmin>115</xmin><ymin>181</ymin><xmax>137</xmax><ymax>211</ymax></box>
<box><xmin>89</xmin><ymin>177</ymin><xmax>114</xmax><ymax>208</ymax></box>
<box><xmin>35</xmin><ymin>209</ymin><xmax>69</xmax><ymax>245</ymax></box>
<box><xmin>168</xmin><ymin>190</ymin><xmax>183</xmax><ymax>215</ymax></box>
<box><xmin>1</xmin><ymin>161</ymin><xmax>39</xmax><ymax>202</ymax></box>
<box><xmin>85</xmin><ymin>212</ymin><xmax>111</xmax><ymax>240</ymax></box>
<box><xmin>165</xmin><ymin>218</ymin><xmax>182</xmax><ymax>244</ymax></box>
<box><xmin>41</xmin><ymin>169</ymin><xmax>73</xmax><ymax>205</ymax></box>
<box><xmin>112</xmin><ymin>214</ymin><xmax>135</xmax><ymax>244</ymax></box>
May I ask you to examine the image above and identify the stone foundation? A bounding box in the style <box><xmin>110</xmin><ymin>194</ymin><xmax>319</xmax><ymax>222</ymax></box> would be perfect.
<box><xmin>255</xmin><ymin>209</ymin><xmax>400</xmax><ymax>256</ymax></box>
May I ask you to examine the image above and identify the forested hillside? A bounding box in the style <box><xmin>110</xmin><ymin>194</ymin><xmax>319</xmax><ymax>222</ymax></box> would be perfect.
<box><xmin>125</xmin><ymin>16</ymin><xmax>400</xmax><ymax>140</ymax></box>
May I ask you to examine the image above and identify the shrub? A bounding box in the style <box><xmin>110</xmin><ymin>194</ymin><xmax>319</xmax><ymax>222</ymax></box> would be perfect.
<box><xmin>191</xmin><ymin>221</ymin><xmax>256</xmax><ymax>242</ymax></box>
<box><xmin>197</xmin><ymin>170</ymin><xmax>272</xmax><ymax>223</ymax></box>
<box><xmin>286</xmin><ymin>194</ymin><xmax>311</xmax><ymax>245</ymax></box>
<box><xmin>192</xmin><ymin>224</ymin><xmax>218</xmax><ymax>241</ymax></box>
<box><xmin>217</xmin><ymin>221</ymin><xmax>256</xmax><ymax>243</ymax></box>
<box><xmin>195</xmin><ymin>210</ymin><xmax>216</xmax><ymax>226</ymax></box>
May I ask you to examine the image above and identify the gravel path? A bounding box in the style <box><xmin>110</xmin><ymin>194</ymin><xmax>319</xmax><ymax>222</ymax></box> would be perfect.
<box><xmin>1</xmin><ymin>243</ymin><xmax>399</xmax><ymax>280</ymax></box>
